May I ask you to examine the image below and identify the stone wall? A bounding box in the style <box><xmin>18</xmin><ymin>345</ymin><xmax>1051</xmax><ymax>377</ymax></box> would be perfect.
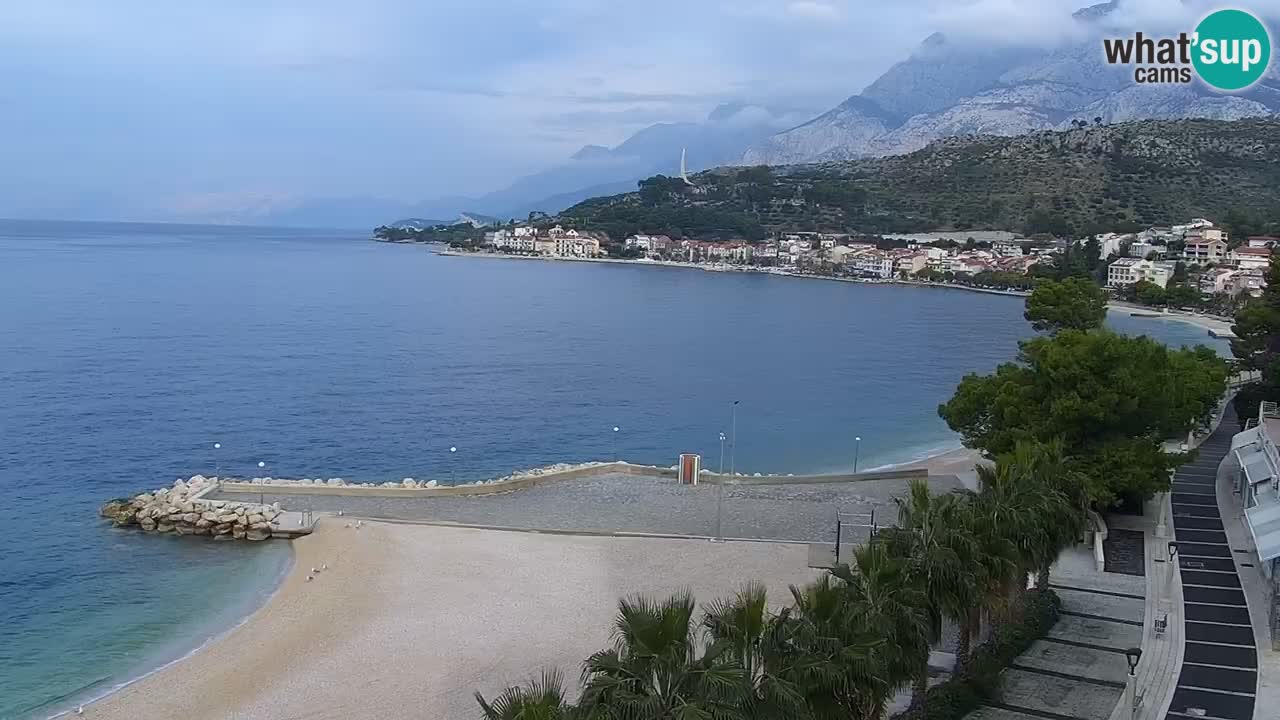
<box><xmin>100</xmin><ymin>475</ymin><xmax>283</xmax><ymax>541</ymax></box>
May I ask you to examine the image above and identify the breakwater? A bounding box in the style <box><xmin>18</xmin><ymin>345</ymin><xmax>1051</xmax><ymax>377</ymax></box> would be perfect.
<box><xmin>100</xmin><ymin>475</ymin><xmax>294</xmax><ymax>541</ymax></box>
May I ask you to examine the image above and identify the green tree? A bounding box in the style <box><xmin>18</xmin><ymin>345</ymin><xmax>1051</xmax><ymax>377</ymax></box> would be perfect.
<box><xmin>578</xmin><ymin>592</ymin><xmax>746</xmax><ymax>719</ymax></box>
<box><xmin>1231</xmin><ymin>256</ymin><xmax>1280</xmax><ymax>389</ymax></box>
<box><xmin>938</xmin><ymin>330</ymin><xmax>1229</xmax><ymax>505</ymax></box>
<box><xmin>1023</xmin><ymin>278</ymin><xmax>1108</xmax><ymax>333</ymax></box>
<box><xmin>826</xmin><ymin>542</ymin><xmax>930</xmax><ymax>720</ymax></box>
<box><xmin>476</xmin><ymin>670</ymin><xmax>575</xmax><ymax>720</ymax></box>
<box><xmin>881</xmin><ymin>482</ymin><xmax>980</xmax><ymax>713</ymax></box>
<box><xmin>1133</xmin><ymin>279</ymin><xmax>1167</xmax><ymax>306</ymax></box>
<box><xmin>703</xmin><ymin>583</ymin><xmax>812</xmax><ymax>720</ymax></box>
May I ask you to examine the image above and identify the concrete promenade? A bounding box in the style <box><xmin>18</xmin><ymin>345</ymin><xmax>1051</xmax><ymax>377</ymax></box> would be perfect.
<box><xmin>1164</xmin><ymin>408</ymin><xmax>1260</xmax><ymax>720</ymax></box>
<box><xmin>208</xmin><ymin>471</ymin><xmax>965</xmax><ymax>544</ymax></box>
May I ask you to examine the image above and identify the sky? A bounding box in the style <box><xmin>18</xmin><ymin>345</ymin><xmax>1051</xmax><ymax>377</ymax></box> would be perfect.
<box><xmin>0</xmin><ymin>0</ymin><xmax>1274</xmax><ymax>224</ymax></box>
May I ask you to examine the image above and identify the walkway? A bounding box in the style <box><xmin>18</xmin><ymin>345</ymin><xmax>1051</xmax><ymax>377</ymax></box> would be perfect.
<box><xmin>968</xmin><ymin>547</ymin><xmax>1143</xmax><ymax>720</ymax></box>
<box><xmin>208</xmin><ymin>472</ymin><xmax>964</xmax><ymax>544</ymax></box>
<box><xmin>1167</xmin><ymin>407</ymin><xmax>1259</xmax><ymax>720</ymax></box>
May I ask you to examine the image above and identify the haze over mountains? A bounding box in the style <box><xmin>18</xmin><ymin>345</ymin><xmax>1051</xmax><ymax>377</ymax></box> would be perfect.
<box><xmin>371</xmin><ymin>1</ymin><xmax>1278</xmax><ymax>231</ymax></box>
<box><xmin>739</xmin><ymin>2</ymin><xmax>1280</xmax><ymax>165</ymax></box>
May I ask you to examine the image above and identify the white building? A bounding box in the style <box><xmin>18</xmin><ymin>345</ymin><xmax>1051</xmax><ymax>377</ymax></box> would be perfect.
<box><xmin>851</xmin><ymin>252</ymin><xmax>893</xmax><ymax>278</ymax></box>
<box><xmin>1230</xmin><ymin>402</ymin><xmax>1280</xmax><ymax>579</ymax></box>
<box><xmin>1106</xmin><ymin>258</ymin><xmax>1176</xmax><ymax>288</ymax></box>
<box><xmin>1230</xmin><ymin>246</ymin><xmax>1273</xmax><ymax>271</ymax></box>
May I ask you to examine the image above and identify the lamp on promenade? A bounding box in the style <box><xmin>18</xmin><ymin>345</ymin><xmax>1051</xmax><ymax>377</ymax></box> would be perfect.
<box><xmin>449</xmin><ymin>446</ymin><xmax>457</xmax><ymax>484</ymax></box>
<box><xmin>213</xmin><ymin>442</ymin><xmax>221</xmax><ymax>479</ymax></box>
<box><xmin>257</xmin><ymin>461</ymin><xmax>266</xmax><ymax>505</ymax></box>
<box><xmin>729</xmin><ymin>401</ymin><xmax>739</xmax><ymax>478</ymax></box>
<box><xmin>716</xmin><ymin>432</ymin><xmax>727</xmax><ymax>543</ymax></box>
<box><xmin>854</xmin><ymin>436</ymin><xmax>862</xmax><ymax>473</ymax></box>
<box><xmin>612</xmin><ymin>426</ymin><xmax>620</xmax><ymax>461</ymax></box>
<box><xmin>1124</xmin><ymin>647</ymin><xmax>1143</xmax><ymax>719</ymax></box>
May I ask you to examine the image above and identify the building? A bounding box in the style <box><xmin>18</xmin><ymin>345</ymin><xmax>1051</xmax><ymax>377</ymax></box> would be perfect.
<box><xmin>1106</xmin><ymin>258</ymin><xmax>1176</xmax><ymax>288</ymax></box>
<box><xmin>850</xmin><ymin>252</ymin><xmax>894</xmax><ymax>279</ymax></box>
<box><xmin>625</xmin><ymin>235</ymin><xmax>671</xmax><ymax>254</ymax></box>
<box><xmin>1231</xmin><ymin>268</ymin><xmax>1267</xmax><ymax>296</ymax></box>
<box><xmin>894</xmin><ymin>252</ymin><xmax>928</xmax><ymax>276</ymax></box>
<box><xmin>1184</xmin><ymin>237</ymin><xmax>1228</xmax><ymax>264</ymax></box>
<box><xmin>829</xmin><ymin>245</ymin><xmax>862</xmax><ymax>265</ymax></box>
<box><xmin>1230</xmin><ymin>402</ymin><xmax>1280</xmax><ymax>580</ymax></box>
<box><xmin>1128</xmin><ymin>241</ymin><xmax>1165</xmax><ymax>260</ymax></box>
<box><xmin>1247</xmin><ymin>236</ymin><xmax>1280</xmax><ymax>249</ymax></box>
<box><xmin>1198</xmin><ymin>267</ymin><xmax>1238</xmax><ymax>295</ymax></box>
<box><xmin>992</xmin><ymin>240</ymin><xmax>1024</xmax><ymax>257</ymax></box>
<box><xmin>1230</xmin><ymin>246</ymin><xmax>1273</xmax><ymax>271</ymax></box>
<box><xmin>534</xmin><ymin>237</ymin><xmax>556</xmax><ymax>255</ymax></box>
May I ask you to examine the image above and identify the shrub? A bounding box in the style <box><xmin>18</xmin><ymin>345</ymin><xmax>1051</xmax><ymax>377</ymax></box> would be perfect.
<box><xmin>907</xmin><ymin>589</ymin><xmax>1061</xmax><ymax>720</ymax></box>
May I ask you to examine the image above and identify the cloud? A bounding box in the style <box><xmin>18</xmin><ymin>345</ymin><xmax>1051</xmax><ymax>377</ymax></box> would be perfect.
<box><xmin>787</xmin><ymin>1</ymin><xmax>841</xmax><ymax>21</ymax></box>
<box><xmin>5</xmin><ymin>0</ymin><xmax>1197</xmax><ymax>223</ymax></box>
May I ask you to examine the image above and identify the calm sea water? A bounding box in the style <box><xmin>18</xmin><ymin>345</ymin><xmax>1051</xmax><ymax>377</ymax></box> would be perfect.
<box><xmin>0</xmin><ymin>220</ymin><xmax>1227</xmax><ymax>717</ymax></box>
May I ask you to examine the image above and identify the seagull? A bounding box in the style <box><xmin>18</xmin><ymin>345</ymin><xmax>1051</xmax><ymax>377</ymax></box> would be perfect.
<box><xmin>306</xmin><ymin>575</ymin><xmax>313</xmax><ymax>582</ymax></box>
<box><xmin>76</xmin><ymin>706</ymin><xmax>84</xmax><ymax>716</ymax></box>
<box><xmin>321</xmin><ymin>563</ymin><xmax>328</xmax><ymax>571</ymax></box>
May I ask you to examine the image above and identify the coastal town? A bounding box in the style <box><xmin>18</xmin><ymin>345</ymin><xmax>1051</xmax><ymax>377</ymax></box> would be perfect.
<box><xmin>377</xmin><ymin>216</ymin><xmax>1276</xmax><ymax>304</ymax></box>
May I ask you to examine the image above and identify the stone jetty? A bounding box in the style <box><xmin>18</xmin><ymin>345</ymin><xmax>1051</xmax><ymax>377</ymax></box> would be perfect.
<box><xmin>100</xmin><ymin>475</ymin><xmax>283</xmax><ymax>541</ymax></box>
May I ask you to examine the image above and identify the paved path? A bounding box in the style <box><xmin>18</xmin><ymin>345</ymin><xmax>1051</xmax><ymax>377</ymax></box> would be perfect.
<box><xmin>209</xmin><ymin>472</ymin><xmax>963</xmax><ymax>544</ymax></box>
<box><xmin>1167</xmin><ymin>407</ymin><xmax>1259</xmax><ymax>720</ymax></box>
<box><xmin>969</xmin><ymin>547</ymin><xmax>1143</xmax><ymax>720</ymax></box>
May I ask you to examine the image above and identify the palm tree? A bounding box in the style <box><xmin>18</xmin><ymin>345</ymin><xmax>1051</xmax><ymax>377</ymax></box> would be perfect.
<box><xmin>829</xmin><ymin>541</ymin><xmax>931</xmax><ymax>719</ymax></box>
<box><xmin>886</xmin><ymin>480</ymin><xmax>981</xmax><ymax>713</ymax></box>
<box><xmin>1007</xmin><ymin>440</ymin><xmax>1089</xmax><ymax>590</ymax></box>
<box><xmin>704</xmin><ymin>582</ymin><xmax>812</xmax><ymax>719</ymax></box>
<box><xmin>476</xmin><ymin>669</ymin><xmax>574</xmax><ymax>720</ymax></box>
<box><xmin>578</xmin><ymin>591</ymin><xmax>746</xmax><ymax>719</ymax></box>
<box><xmin>787</xmin><ymin>575</ymin><xmax>885</xmax><ymax>720</ymax></box>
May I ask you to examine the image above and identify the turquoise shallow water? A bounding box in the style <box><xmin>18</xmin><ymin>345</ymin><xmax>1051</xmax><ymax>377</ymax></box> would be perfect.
<box><xmin>0</xmin><ymin>220</ymin><xmax>1228</xmax><ymax>717</ymax></box>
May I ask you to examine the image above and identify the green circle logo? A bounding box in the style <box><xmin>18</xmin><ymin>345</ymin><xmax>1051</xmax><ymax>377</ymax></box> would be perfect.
<box><xmin>1192</xmin><ymin>9</ymin><xmax>1272</xmax><ymax>91</ymax></box>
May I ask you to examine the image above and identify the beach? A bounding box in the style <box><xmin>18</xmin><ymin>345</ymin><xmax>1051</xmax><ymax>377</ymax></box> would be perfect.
<box><xmin>430</xmin><ymin>248</ymin><xmax>1237</xmax><ymax>338</ymax></box>
<box><xmin>86</xmin><ymin>521</ymin><xmax>820</xmax><ymax>719</ymax></box>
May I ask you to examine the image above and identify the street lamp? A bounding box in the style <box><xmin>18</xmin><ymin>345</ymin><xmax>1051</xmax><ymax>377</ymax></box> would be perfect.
<box><xmin>450</xmin><ymin>446</ymin><xmax>457</xmax><ymax>484</ymax></box>
<box><xmin>612</xmin><ymin>426</ymin><xmax>620</xmax><ymax>461</ymax></box>
<box><xmin>729</xmin><ymin>401</ymin><xmax>739</xmax><ymax>478</ymax></box>
<box><xmin>213</xmin><ymin>442</ymin><xmax>221</xmax><ymax>479</ymax></box>
<box><xmin>257</xmin><ymin>461</ymin><xmax>266</xmax><ymax>505</ymax></box>
<box><xmin>854</xmin><ymin>436</ymin><xmax>862</xmax><ymax>473</ymax></box>
<box><xmin>716</xmin><ymin>432</ymin><xmax>727</xmax><ymax>542</ymax></box>
<box><xmin>1124</xmin><ymin>647</ymin><xmax>1143</xmax><ymax>720</ymax></box>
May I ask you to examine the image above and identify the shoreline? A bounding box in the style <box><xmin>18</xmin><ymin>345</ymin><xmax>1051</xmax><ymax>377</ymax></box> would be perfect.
<box><xmin>41</xmin><ymin>548</ymin><xmax>294</xmax><ymax>720</ymax></box>
<box><xmin>80</xmin><ymin>444</ymin><xmax>975</xmax><ymax>716</ymax></box>
<box><xmin>426</xmin><ymin>248</ymin><xmax>1233</xmax><ymax>336</ymax></box>
<box><xmin>85</xmin><ymin>522</ymin><xmax>823</xmax><ymax>719</ymax></box>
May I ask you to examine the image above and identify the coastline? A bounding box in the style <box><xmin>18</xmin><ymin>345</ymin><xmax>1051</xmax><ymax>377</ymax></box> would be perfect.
<box><xmin>81</xmin><ymin>445</ymin><xmax>977</xmax><ymax>717</ymax></box>
<box><xmin>43</xmin><ymin>548</ymin><xmax>294</xmax><ymax>720</ymax></box>
<box><xmin>425</xmin><ymin>247</ymin><xmax>1234</xmax><ymax>335</ymax></box>
<box><xmin>85</xmin><ymin>521</ymin><xmax>822</xmax><ymax>719</ymax></box>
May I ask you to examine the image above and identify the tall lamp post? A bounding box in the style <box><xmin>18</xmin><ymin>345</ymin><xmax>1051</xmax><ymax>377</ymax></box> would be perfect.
<box><xmin>854</xmin><ymin>436</ymin><xmax>862</xmax><ymax>473</ymax></box>
<box><xmin>257</xmin><ymin>460</ymin><xmax>266</xmax><ymax>505</ymax></box>
<box><xmin>716</xmin><ymin>432</ymin><xmax>727</xmax><ymax>542</ymax></box>
<box><xmin>1124</xmin><ymin>647</ymin><xmax>1143</xmax><ymax>720</ymax></box>
<box><xmin>729</xmin><ymin>401</ymin><xmax>739</xmax><ymax>478</ymax></box>
<box><xmin>449</xmin><ymin>446</ymin><xmax>457</xmax><ymax>484</ymax></box>
<box><xmin>612</xmin><ymin>426</ymin><xmax>620</xmax><ymax>462</ymax></box>
<box><xmin>213</xmin><ymin>442</ymin><xmax>221</xmax><ymax>479</ymax></box>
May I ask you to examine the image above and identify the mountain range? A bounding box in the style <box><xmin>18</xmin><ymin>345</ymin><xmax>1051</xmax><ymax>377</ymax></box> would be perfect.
<box><xmin>738</xmin><ymin>2</ymin><xmax>1280</xmax><ymax>165</ymax></box>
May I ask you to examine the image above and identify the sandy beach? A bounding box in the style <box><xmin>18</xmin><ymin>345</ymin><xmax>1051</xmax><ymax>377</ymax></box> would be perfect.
<box><xmin>87</xmin><ymin>521</ymin><xmax>819</xmax><ymax>720</ymax></box>
<box><xmin>1106</xmin><ymin>301</ymin><xmax>1236</xmax><ymax>336</ymax></box>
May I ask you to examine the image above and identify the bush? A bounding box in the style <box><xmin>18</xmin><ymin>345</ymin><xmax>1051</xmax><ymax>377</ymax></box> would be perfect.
<box><xmin>908</xmin><ymin>589</ymin><xmax>1062</xmax><ymax>720</ymax></box>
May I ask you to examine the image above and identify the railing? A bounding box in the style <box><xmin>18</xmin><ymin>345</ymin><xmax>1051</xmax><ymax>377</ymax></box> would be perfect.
<box><xmin>1257</xmin><ymin>402</ymin><xmax>1280</xmax><ymax>482</ymax></box>
<box><xmin>1263</xmin><ymin>400</ymin><xmax>1280</xmax><ymax>418</ymax></box>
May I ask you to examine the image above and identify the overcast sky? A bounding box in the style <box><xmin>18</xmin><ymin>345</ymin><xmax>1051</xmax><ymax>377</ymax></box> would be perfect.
<box><xmin>0</xmin><ymin>1</ymin><xmax>1272</xmax><ymax>221</ymax></box>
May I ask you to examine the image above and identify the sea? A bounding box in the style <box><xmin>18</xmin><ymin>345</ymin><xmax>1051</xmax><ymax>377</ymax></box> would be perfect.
<box><xmin>0</xmin><ymin>219</ymin><xmax>1229</xmax><ymax>718</ymax></box>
